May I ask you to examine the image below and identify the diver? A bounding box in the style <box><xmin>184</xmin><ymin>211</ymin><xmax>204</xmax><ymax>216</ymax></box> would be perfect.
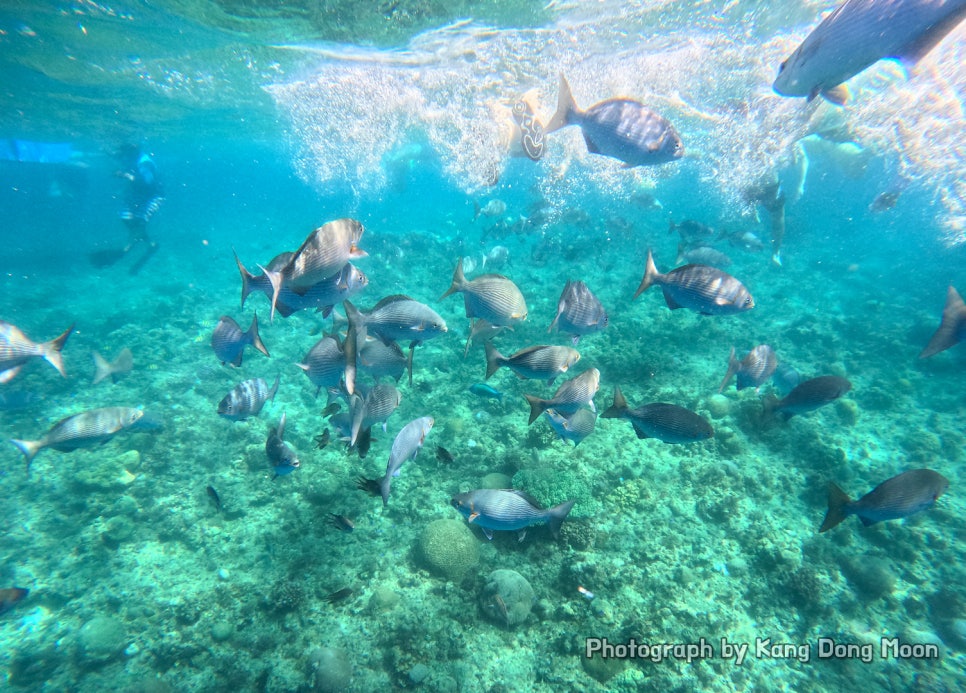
<box><xmin>114</xmin><ymin>143</ymin><xmax>164</xmax><ymax>274</ymax></box>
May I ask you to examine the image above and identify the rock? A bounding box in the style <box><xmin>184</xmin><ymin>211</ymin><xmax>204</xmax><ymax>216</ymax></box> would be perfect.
<box><xmin>210</xmin><ymin>622</ymin><xmax>233</xmax><ymax>643</ymax></box>
<box><xmin>309</xmin><ymin>646</ymin><xmax>352</xmax><ymax>693</ymax></box>
<box><xmin>416</xmin><ymin>519</ymin><xmax>479</xmax><ymax>580</ymax></box>
<box><xmin>480</xmin><ymin>569</ymin><xmax>534</xmax><ymax>627</ymax></box>
<box><xmin>481</xmin><ymin>472</ymin><xmax>511</xmax><ymax>489</ymax></box>
<box><xmin>368</xmin><ymin>585</ymin><xmax>399</xmax><ymax>612</ymax></box>
<box><xmin>408</xmin><ymin>663</ymin><xmax>430</xmax><ymax>684</ymax></box>
<box><xmin>707</xmin><ymin>394</ymin><xmax>731</xmax><ymax>419</ymax></box>
<box><xmin>77</xmin><ymin>615</ymin><xmax>128</xmax><ymax>667</ymax></box>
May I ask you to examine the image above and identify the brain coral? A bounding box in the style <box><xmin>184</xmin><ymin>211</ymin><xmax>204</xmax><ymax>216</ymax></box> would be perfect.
<box><xmin>417</xmin><ymin>519</ymin><xmax>479</xmax><ymax>580</ymax></box>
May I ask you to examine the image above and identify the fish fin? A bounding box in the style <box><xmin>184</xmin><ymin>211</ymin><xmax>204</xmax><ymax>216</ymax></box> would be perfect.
<box><xmin>43</xmin><ymin>324</ymin><xmax>73</xmax><ymax>378</ymax></box>
<box><xmin>582</xmin><ymin>132</ymin><xmax>601</xmax><ymax>154</ymax></box>
<box><xmin>92</xmin><ymin>350</ymin><xmax>111</xmax><ymax>385</ymax></box>
<box><xmin>895</xmin><ymin>9</ymin><xmax>966</xmax><ymax>70</ymax></box>
<box><xmin>439</xmin><ymin>258</ymin><xmax>465</xmax><ymax>300</ymax></box>
<box><xmin>0</xmin><ymin>366</ymin><xmax>23</xmax><ymax>384</ymax></box>
<box><xmin>380</xmin><ymin>476</ymin><xmax>391</xmax><ymax>506</ymax></box>
<box><xmin>919</xmin><ymin>286</ymin><xmax>966</xmax><ymax>358</ymax></box>
<box><xmin>9</xmin><ymin>438</ymin><xmax>41</xmax><ymax>472</ymax></box>
<box><xmin>548</xmin><ymin>499</ymin><xmax>576</xmax><ymax>538</ymax></box>
<box><xmin>407</xmin><ymin>344</ymin><xmax>415</xmax><ymax>387</ymax></box>
<box><xmin>467</xmin><ymin>511</ymin><xmax>479</xmax><ymax>523</ymax></box>
<box><xmin>481</xmin><ymin>527</ymin><xmax>494</xmax><ymax>540</ymax></box>
<box><xmin>600</xmin><ymin>385</ymin><xmax>627</xmax><ymax>419</ymax></box>
<box><xmin>663</xmin><ymin>291</ymin><xmax>684</xmax><ymax>310</ymax></box>
<box><xmin>517</xmin><ymin>529</ymin><xmax>527</xmax><ymax>542</ymax></box>
<box><xmin>343</xmin><ymin>301</ymin><xmax>363</xmax><ymax>395</ymax></box>
<box><xmin>545</xmin><ymin>74</ymin><xmax>577</xmax><ymax>134</ymax></box>
<box><xmin>718</xmin><ymin>346</ymin><xmax>739</xmax><ymax>393</ymax></box>
<box><xmin>858</xmin><ymin>516</ymin><xmax>878</xmax><ymax>527</ymax></box>
<box><xmin>819</xmin><ymin>482</ymin><xmax>852</xmax><ymax>533</ymax></box>
<box><xmin>269</xmin><ymin>374</ymin><xmax>280</xmax><ymax>403</ymax></box>
<box><xmin>633</xmin><ymin>249</ymin><xmax>660</xmax><ymax>299</ymax></box>
<box><xmin>319</xmin><ymin>304</ymin><xmax>334</xmax><ymax>318</ymax></box>
<box><xmin>820</xmin><ymin>85</ymin><xmax>849</xmax><ymax>106</ymax></box>
<box><xmin>483</xmin><ymin>341</ymin><xmax>503</xmax><ymax>380</ymax></box>
<box><xmin>523</xmin><ymin>394</ymin><xmax>547</xmax><ymax>426</ymax></box>
<box><xmin>233</xmin><ymin>247</ymin><xmax>255</xmax><ymax>308</ymax></box>
<box><xmin>230</xmin><ymin>351</ymin><xmax>244</xmax><ymax>368</ymax></box>
<box><xmin>259</xmin><ymin>264</ymin><xmax>284</xmax><ymax>323</ymax></box>
<box><xmin>274</xmin><ymin>300</ymin><xmax>297</xmax><ymax>318</ymax></box>
<box><xmin>248</xmin><ymin>313</ymin><xmax>270</xmax><ymax>358</ymax></box>
<box><xmin>632</xmin><ymin>424</ymin><xmax>651</xmax><ymax>440</ymax></box>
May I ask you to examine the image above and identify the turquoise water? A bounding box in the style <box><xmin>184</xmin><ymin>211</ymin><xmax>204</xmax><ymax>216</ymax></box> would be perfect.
<box><xmin>1</xmin><ymin>1</ymin><xmax>965</xmax><ymax>691</ymax></box>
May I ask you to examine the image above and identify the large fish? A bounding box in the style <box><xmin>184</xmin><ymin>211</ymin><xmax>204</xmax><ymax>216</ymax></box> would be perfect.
<box><xmin>484</xmin><ymin>342</ymin><xmax>580</xmax><ymax>385</ymax></box>
<box><xmin>440</xmin><ymin>258</ymin><xmax>528</xmax><ymax>327</ymax></box>
<box><xmin>358</xmin><ymin>337</ymin><xmax>409</xmax><ymax>384</ymax></box>
<box><xmin>820</xmin><ymin>469</ymin><xmax>949</xmax><ymax>532</ymax></box>
<box><xmin>523</xmin><ymin>367</ymin><xmax>600</xmax><ymax>425</ymax></box>
<box><xmin>0</xmin><ymin>321</ymin><xmax>73</xmax><ymax>383</ymax></box>
<box><xmin>344</xmin><ymin>296</ymin><xmax>448</xmax><ymax>347</ymax></box>
<box><xmin>296</xmin><ymin>335</ymin><xmax>345</xmax><ymax>396</ymax></box>
<box><xmin>763</xmin><ymin>375</ymin><xmax>852</xmax><ymax>419</ymax></box>
<box><xmin>545</xmin><ymin>75</ymin><xmax>684</xmax><ymax>167</ymax></box>
<box><xmin>210</xmin><ymin>314</ymin><xmax>269</xmax><ymax>367</ymax></box>
<box><xmin>919</xmin><ymin>286</ymin><xmax>966</xmax><ymax>358</ymax></box>
<box><xmin>380</xmin><ymin>416</ymin><xmax>434</xmax><ymax>505</ymax></box>
<box><xmin>217</xmin><ymin>375</ymin><xmax>280</xmax><ymax>421</ymax></box>
<box><xmin>92</xmin><ymin>347</ymin><xmax>133</xmax><ymax>385</ymax></box>
<box><xmin>451</xmin><ymin>488</ymin><xmax>575</xmax><ymax>540</ymax></box>
<box><xmin>633</xmin><ymin>249</ymin><xmax>754</xmax><ymax>316</ymax></box>
<box><xmin>773</xmin><ymin>0</ymin><xmax>966</xmax><ymax>104</ymax></box>
<box><xmin>601</xmin><ymin>386</ymin><xmax>713</xmax><ymax>444</ymax></box>
<box><xmin>718</xmin><ymin>345</ymin><xmax>778</xmax><ymax>393</ymax></box>
<box><xmin>266</xmin><ymin>412</ymin><xmax>300</xmax><ymax>479</ymax></box>
<box><xmin>548</xmin><ymin>280</ymin><xmax>608</xmax><ymax>344</ymax></box>
<box><xmin>9</xmin><ymin>406</ymin><xmax>144</xmax><ymax>471</ymax></box>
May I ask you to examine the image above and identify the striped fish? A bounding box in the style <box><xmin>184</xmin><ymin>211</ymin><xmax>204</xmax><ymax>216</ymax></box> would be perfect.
<box><xmin>820</xmin><ymin>469</ymin><xmax>949</xmax><ymax>532</ymax></box>
<box><xmin>440</xmin><ymin>257</ymin><xmax>528</xmax><ymax>327</ymax></box>
<box><xmin>346</xmin><ymin>295</ymin><xmax>447</xmax><ymax>346</ymax></box>
<box><xmin>484</xmin><ymin>342</ymin><xmax>580</xmax><ymax>385</ymax></box>
<box><xmin>544</xmin><ymin>408</ymin><xmax>597</xmax><ymax>447</ymax></box>
<box><xmin>218</xmin><ymin>375</ymin><xmax>279</xmax><ymax>421</ymax></box>
<box><xmin>297</xmin><ymin>335</ymin><xmax>345</xmax><ymax>395</ymax></box>
<box><xmin>451</xmin><ymin>488</ymin><xmax>575</xmax><ymax>540</ymax></box>
<box><xmin>718</xmin><ymin>345</ymin><xmax>778</xmax><ymax>393</ymax></box>
<box><xmin>266</xmin><ymin>411</ymin><xmax>300</xmax><ymax>479</ymax></box>
<box><xmin>764</xmin><ymin>375</ymin><xmax>852</xmax><ymax>419</ymax></box>
<box><xmin>601</xmin><ymin>386</ymin><xmax>713</xmax><ymax>444</ymax></box>
<box><xmin>358</xmin><ymin>337</ymin><xmax>409</xmax><ymax>384</ymax></box>
<box><xmin>0</xmin><ymin>321</ymin><xmax>73</xmax><ymax>383</ymax></box>
<box><xmin>349</xmin><ymin>384</ymin><xmax>402</xmax><ymax>447</ymax></box>
<box><xmin>634</xmin><ymin>249</ymin><xmax>754</xmax><ymax>316</ymax></box>
<box><xmin>380</xmin><ymin>416</ymin><xmax>434</xmax><ymax>505</ymax></box>
<box><xmin>548</xmin><ymin>280</ymin><xmax>608</xmax><ymax>344</ymax></box>
<box><xmin>523</xmin><ymin>367</ymin><xmax>600</xmax><ymax>425</ymax></box>
<box><xmin>919</xmin><ymin>286</ymin><xmax>966</xmax><ymax>358</ymax></box>
<box><xmin>210</xmin><ymin>314</ymin><xmax>269</xmax><ymax>367</ymax></box>
<box><xmin>9</xmin><ymin>406</ymin><xmax>144</xmax><ymax>471</ymax></box>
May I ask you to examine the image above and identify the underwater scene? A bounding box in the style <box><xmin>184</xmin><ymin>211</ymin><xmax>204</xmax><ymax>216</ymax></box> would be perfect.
<box><xmin>1</xmin><ymin>0</ymin><xmax>965</xmax><ymax>691</ymax></box>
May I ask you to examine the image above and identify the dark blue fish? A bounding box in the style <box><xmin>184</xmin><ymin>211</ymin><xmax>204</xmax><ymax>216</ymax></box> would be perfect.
<box><xmin>634</xmin><ymin>249</ymin><xmax>754</xmax><ymax>316</ymax></box>
<box><xmin>210</xmin><ymin>314</ymin><xmax>269</xmax><ymax>367</ymax></box>
<box><xmin>773</xmin><ymin>0</ymin><xmax>966</xmax><ymax>104</ymax></box>
<box><xmin>772</xmin><ymin>362</ymin><xmax>801</xmax><ymax>395</ymax></box>
<box><xmin>764</xmin><ymin>375</ymin><xmax>852</xmax><ymax>419</ymax></box>
<box><xmin>601</xmin><ymin>386</ymin><xmax>713</xmax><ymax>444</ymax></box>
<box><xmin>919</xmin><ymin>286</ymin><xmax>966</xmax><ymax>358</ymax></box>
<box><xmin>451</xmin><ymin>488</ymin><xmax>575</xmax><ymax>540</ymax></box>
<box><xmin>545</xmin><ymin>75</ymin><xmax>684</xmax><ymax>167</ymax></box>
<box><xmin>820</xmin><ymin>469</ymin><xmax>949</xmax><ymax>532</ymax></box>
<box><xmin>469</xmin><ymin>382</ymin><xmax>504</xmax><ymax>402</ymax></box>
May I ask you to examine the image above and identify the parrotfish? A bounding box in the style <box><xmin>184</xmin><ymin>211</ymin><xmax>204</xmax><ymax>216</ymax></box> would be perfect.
<box><xmin>380</xmin><ymin>416</ymin><xmax>434</xmax><ymax>505</ymax></box>
<box><xmin>210</xmin><ymin>314</ymin><xmax>269</xmax><ymax>367</ymax></box>
<box><xmin>820</xmin><ymin>469</ymin><xmax>949</xmax><ymax>532</ymax></box>
<box><xmin>634</xmin><ymin>249</ymin><xmax>754</xmax><ymax>316</ymax></box>
<box><xmin>545</xmin><ymin>74</ymin><xmax>684</xmax><ymax>167</ymax></box>
<box><xmin>919</xmin><ymin>286</ymin><xmax>966</xmax><ymax>358</ymax></box>
<box><xmin>451</xmin><ymin>488</ymin><xmax>575</xmax><ymax>540</ymax></box>
<box><xmin>217</xmin><ymin>375</ymin><xmax>280</xmax><ymax>421</ymax></box>
<box><xmin>0</xmin><ymin>321</ymin><xmax>73</xmax><ymax>383</ymax></box>
<box><xmin>440</xmin><ymin>257</ymin><xmax>528</xmax><ymax>327</ymax></box>
<box><xmin>601</xmin><ymin>386</ymin><xmax>713</xmax><ymax>444</ymax></box>
<box><xmin>92</xmin><ymin>347</ymin><xmax>133</xmax><ymax>385</ymax></box>
<box><xmin>469</xmin><ymin>382</ymin><xmax>504</xmax><ymax>402</ymax></box>
<box><xmin>484</xmin><ymin>342</ymin><xmax>580</xmax><ymax>385</ymax></box>
<box><xmin>718</xmin><ymin>345</ymin><xmax>778</xmax><ymax>393</ymax></box>
<box><xmin>548</xmin><ymin>280</ymin><xmax>608</xmax><ymax>345</ymax></box>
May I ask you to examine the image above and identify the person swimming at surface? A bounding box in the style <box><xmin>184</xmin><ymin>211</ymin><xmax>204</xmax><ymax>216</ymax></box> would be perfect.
<box><xmin>114</xmin><ymin>143</ymin><xmax>164</xmax><ymax>274</ymax></box>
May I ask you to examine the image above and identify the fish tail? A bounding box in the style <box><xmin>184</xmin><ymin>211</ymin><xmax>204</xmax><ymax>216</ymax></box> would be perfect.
<box><xmin>819</xmin><ymin>482</ymin><xmax>852</xmax><ymax>533</ymax></box>
<box><xmin>717</xmin><ymin>347</ymin><xmax>739</xmax><ymax>393</ymax></box>
<box><xmin>9</xmin><ymin>438</ymin><xmax>42</xmax><ymax>472</ymax></box>
<box><xmin>247</xmin><ymin>313</ymin><xmax>270</xmax><ymax>358</ymax></box>
<box><xmin>269</xmin><ymin>374</ymin><xmax>280</xmax><ymax>403</ymax></box>
<box><xmin>379</xmin><ymin>475</ymin><xmax>391</xmax><ymax>506</ymax></box>
<box><xmin>233</xmin><ymin>247</ymin><xmax>256</xmax><ymax>308</ymax></box>
<box><xmin>919</xmin><ymin>286</ymin><xmax>966</xmax><ymax>358</ymax></box>
<box><xmin>524</xmin><ymin>394</ymin><xmax>548</xmax><ymax>425</ymax></box>
<box><xmin>439</xmin><ymin>258</ymin><xmax>465</xmax><ymax>300</ymax></box>
<box><xmin>92</xmin><ymin>350</ymin><xmax>112</xmax><ymax>385</ymax></box>
<box><xmin>407</xmin><ymin>344</ymin><xmax>415</xmax><ymax>387</ymax></box>
<box><xmin>342</xmin><ymin>300</ymin><xmax>365</xmax><ymax>395</ymax></box>
<box><xmin>259</xmin><ymin>264</ymin><xmax>283</xmax><ymax>323</ymax></box>
<box><xmin>484</xmin><ymin>341</ymin><xmax>504</xmax><ymax>380</ymax></box>
<box><xmin>633</xmin><ymin>249</ymin><xmax>659</xmax><ymax>299</ymax></box>
<box><xmin>547</xmin><ymin>499</ymin><xmax>576</xmax><ymax>538</ymax></box>
<box><xmin>600</xmin><ymin>385</ymin><xmax>628</xmax><ymax>419</ymax></box>
<box><xmin>43</xmin><ymin>323</ymin><xmax>73</xmax><ymax>378</ymax></box>
<box><xmin>545</xmin><ymin>74</ymin><xmax>576</xmax><ymax>134</ymax></box>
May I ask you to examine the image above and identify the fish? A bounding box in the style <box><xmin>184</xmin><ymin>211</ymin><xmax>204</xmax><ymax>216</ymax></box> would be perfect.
<box><xmin>217</xmin><ymin>375</ymin><xmax>280</xmax><ymax>421</ymax></box>
<box><xmin>474</xmin><ymin>199</ymin><xmax>507</xmax><ymax>220</ymax></box>
<box><xmin>344</xmin><ymin>296</ymin><xmax>447</xmax><ymax>347</ymax></box>
<box><xmin>330</xmin><ymin>514</ymin><xmax>354</xmax><ymax>532</ymax></box>
<box><xmin>266</xmin><ymin>412</ymin><xmax>300</xmax><ymax>479</ymax></box>
<box><xmin>435</xmin><ymin>444</ymin><xmax>455</xmax><ymax>463</ymax></box>
<box><xmin>0</xmin><ymin>321</ymin><xmax>73</xmax><ymax>383</ymax></box>
<box><xmin>92</xmin><ymin>347</ymin><xmax>133</xmax><ymax>385</ymax></box>
<box><xmin>463</xmin><ymin>319</ymin><xmax>510</xmax><ymax>358</ymax></box>
<box><xmin>296</xmin><ymin>335</ymin><xmax>345</xmax><ymax>395</ymax></box>
<box><xmin>0</xmin><ymin>587</ymin><xmax>29</xmax><ymax>616</ymax></box>
<box><xmin>726</xmin><ymin>230</ymin><xmax>765</xmax><ymax>253</ymax></box>
<box><xmin>440</xmin><ymin>257</ymin><xmax>528</xmax><ymax>327</ymax></box>
<box><xmin>210</xmin><ymin>314</ymin><xmax>269</xmax><ymax>367</ymax></box>
<box><xmin>675</xmin><ymin>244</ymin><xmax>732</xmax><ymax>269</ymax></box>
<box><xmin>451</xmin><ymin>488</ymin><xmax>575</xmax><ymax>540</ymax></box>
<box><xmin>314</xmin><ymin>428</ymin><xmax>331</xmax><ymax>449</ymax></box>
<box><xmin>633</xmin><ymin>249</ymin><xmax>755</xmax><ymax>316</ymax></box>
<box><xmin>324</xmin><ymin>587</ymin><xmax>354</xmax><ymax>604</ymax></box>
<box><xmin>601</xmin><ymin>386</ymin><xmax>714</xmax><ymax>444</ymax></box>
<box><xmin>358</xmin><ymin>337</ymin><xmax>409</xmax><ymax>384</ymax></box>
<box><xmin>321</xmin><ymin>402</ymin><xmax>340</xmax><ymax>418</ymax></box>
<box><xmin>485</xmin><ymin>342</ymin><xmax>580</xmax><ymax>385</ymax></box>
<box><xmin>869</xmin><ymin>190</ymin><xmax>900</xmax><ymax>213</ymax></box>
<box><xmin>548</xmin><ymin>280</ymin><xmax>608</xmax><ymax>344</ymax></box>
<box><xmin>919</xmin><ymin>286</ymin><xmax>966</xmax><ymax>358</ymax></box>
<box><xmin>545</xmin><ymin>74</ymin><xmax>684</xmax><ymax>167</ymax></box>
<box><xmin>10</xmin><ymin>406</ymin><xmax>144</xmax><ymax>471</ymax></box>
<box><xmin>469</xmin><ymin>382</ymin><xmax>504</xmax><ymax>402</ymax></box>
<box><xmin>355</xmin><ymin>475</ymin><xmax>382</xmax><ymax>497</ymax></box>
<box><xmin>511</xmin><ymin>97</ymin><xmax>546</xmax><ymax>161</ymax></box>
<box><xmin>718</xmin><ymin>345</ymin><xmax>778</xmax><ymax>393</ymax></box>
<box><xmin>262</xmin><ymin>218</ymin><xmax>367</xmax><ymax>321</ymax></box>
<box><xmin>543</xmin><ymin>408</ymin><xmax>597</xmax><ymax>447</ymax></box>
<box><xmin>763</xmin><ymin>375</ymin><xmax>853</xmax><ymax>419</ymax></box>
<box><xmin>206</xmin><ymin>485</ymin><xmax>222</xmax><ymax>511</ymax></box>
<box><xmin>349</xmin><ymin>383</ymin><xmax>402</xmax><ymax>447</ymax></box>
<box><xmin>820</xmin><ymin>469</ymin><xmax>949</xmax><ymax>532</ymax></box>
<box><xmin>773</xmin><ymin>0</ymin><xmax>966</xmax><ymax>104</ymax></box>
<box><xmin>772</xmin><ymin>362</ymin><xmax>801</xmax><ymax>395</ymax></box>
<box><xmin>482</xmin><ymin>245</ymin><xmax>510</xmax><ymax>271</ymax></box>
<box><xmin>380</xmin><ymin>416</ymin><xmax>434</xmax><ymax>505</ymax></box>
<box><xmin>669</xmin><ymin>219</ymin><xmax>715</xmax><ymax>245</ymax></box>
<box><xmin>523</xmin><ymin>367</ymin><xmax>600</xmax><ymax>425</ymax></box>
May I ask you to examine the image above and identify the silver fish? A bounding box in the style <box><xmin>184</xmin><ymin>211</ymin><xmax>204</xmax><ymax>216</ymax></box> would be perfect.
<box><xmin>545</xmin><ymin>74</ymin><xmax>684</xmax><ymax>167</ymax></box>
<box><xmin>349</xmin><ymin>384</ymin><xmax>402</xmax><ymax>447</ymax></box>
<box><xmin>0</xmin><ymin>321</ymin><xmax>73</xmax><ymax>383</ymax></box>
<box><xmin>358</xmin><ymin>337</ymin><xmax>409</xmax><ymax>384</ymax></box>
<box><xmin>475</xmin><ymin>199</ymin><xmax>507</xmax><ymax>220</ymax></box>
<box><xmin>544</xmin><ymin>408</ymin><xmax>597</xmax><ymax>447</ymax></box>
<box><xmin>297</xmin><ymin>335</ymin><xmax>345</xmax><ymax>395</ymax></box>
<box><xmin>463</xmin><ymin>319</ymin><xmax>510</xmax><ymax>358</ymax></box>
<box><xmin>718</xmin><ymin>345</ymin><xmax>778</xmax><ymax>393</ymax></box>
<box><xmin>218</xmin><ymin>375</ymin><xmax>279</xmax><ymax>421</ymax></box>
<box><xmin>440</xmin><ymin>257</ymin><xmax>528</xmax><ymax>327</ymax></box>
<box><xmin>548</xmin><ymin>280</ymin><xmax>608</xmax><ymax>344</ymax></box>
<box><xmin>773</xmin><ymin>0</ymin><xmax>966</xmax><ymax>104</ymax></box>
<box><xmin>675</xmin><ymin>245</ymin><xmax>732</xmax><ymax>269</ymax></box>
<box><xmin>451</xmin><ymin>488</ymin><xmax>575</xmax><ymax>540</ymax></box>
<box><xmin>210</xmin><ymin>314</ymin><xmax>269</xmax><ymax>367</ymax></box>
<box><xmin>267</xmin><ymin>411</ymin><xmax>300</xmax><ymax>479</ymax></box>
<box><xmin>634</xmin><ymin>249</ymin><xmax>754</xmax><ymax>316</ymax></box>
<box><xmin>919</xmin><ymin>286</ymin><xmax>966</xmax><ymax>358</ymax></box>
<box><xmin>380</xmin><ymin>416</ymin><xmax>434</xmax><ymax>505</ymax></box>
<box><xmin>820</xmin><ymin>468</ymin><xmax>949</xmax><ymax>532</ymax></box>
<box><xmin>485</xmin><ymin>342</ymin><xmax>580</xmax><ymax>385</ymax></box>
<box><xmin>482</xmin><ymin>245</ymin><xmax>510</xmax><ymax>271</ymax></box>
<box><xmin>764</xmin><ymin>376</ymin><xmax>852</xmax><ymax>419</ymax></box>
<box><xmin>10</xmin><ymin>406</ymin><xmax>144</xmax><ymax>471</ymax></box>
<box><xmin>523</xmin><ymin>367</ymin><xmax>600</xmax><ymax>425</ymax></box>
<box><xmin>601</xmin><ymin>386</ymin><xmax>713</xmax><ymax>444</ymax></box>
<box><xmin>92</xmin><ymin>347</ymin><xmax>133</xmax><ymax>385</ymax></box>
<box><xmin>344</xmin><ymin>296</ymin><xmax>447</xmax><ymax>347</ymax></box>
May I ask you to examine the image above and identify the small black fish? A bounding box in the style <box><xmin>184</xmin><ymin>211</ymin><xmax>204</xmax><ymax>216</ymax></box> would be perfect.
<box><xmin>324</xmin><ymin>587</ymin><xmax>354</xmax><ymax>604</ymax></box>
<box><xmin>435</xmin><ymin>444</ymin><xmax>454</xmax><ymax>464</ymax></box>
<box><xmin>0</xmin><ymin>587</ymin><xmax>29</xmax><ymax>616</ymax></box>
<box><xmin>321</xmin><ymin>402</ymin><xmax>340</xmax><ymax>418</ymax></box>
<box><xmin>330</xmin><ymin>514</ymin><xmax>354</xmax><ymax>532</ymax></box>
<box><xmin>314</xmin><ymin>429</ymin><xmax>331</xmax><ymax>450</ymax></box>
<box><xmin>356</xmin><ymin>476</ymin><xmax>381</xmax><ymax>497</ymax></box>
<box><xmin>206</xmin><ymin>485</ymin><xmax>222</xmax><ymax>511</ymax></box>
